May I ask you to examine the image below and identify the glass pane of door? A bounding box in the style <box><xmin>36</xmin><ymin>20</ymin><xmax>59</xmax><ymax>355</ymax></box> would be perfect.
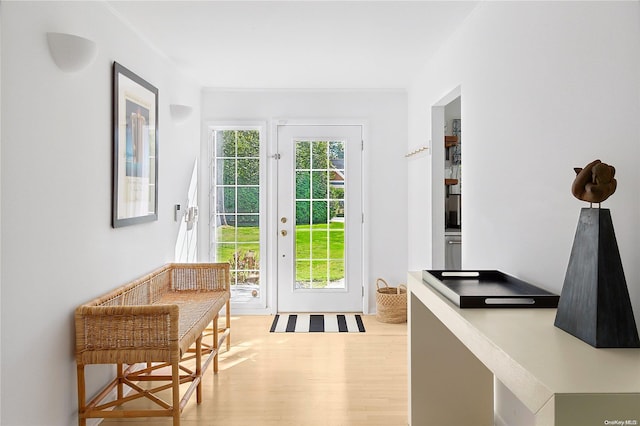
<box><xmin>294</xmin><ymin>140</ymin><xmax>345</xmax><ymax>289</ymax></box>
<box><xmin>210</xmin><ymin>128</ymin><xmax>263</xmax><ymax>304</ymax></box>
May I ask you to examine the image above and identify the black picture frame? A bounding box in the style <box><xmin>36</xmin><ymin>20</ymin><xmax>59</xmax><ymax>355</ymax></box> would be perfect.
<box><xmin>112</xmin><ymin>62</ymin><xmax>159</xmax><ymax>228</ymax></box>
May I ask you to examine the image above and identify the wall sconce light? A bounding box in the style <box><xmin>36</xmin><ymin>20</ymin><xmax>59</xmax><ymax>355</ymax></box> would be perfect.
<box><xmin>170</xmin><ymin>104</ymin><xmax>193</xmax><ymax>123</ymax></box>
<box><xmin>46</xmin><ymin>32</ymin><xmax>97</xmax><ymax>73</ymax></box>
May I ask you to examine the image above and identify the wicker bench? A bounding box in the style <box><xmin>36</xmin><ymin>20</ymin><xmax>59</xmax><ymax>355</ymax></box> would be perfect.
<box><xmin>75</xmin><ymin>263</ymin><xmax>231</xmax><ymax>426</ymax></box>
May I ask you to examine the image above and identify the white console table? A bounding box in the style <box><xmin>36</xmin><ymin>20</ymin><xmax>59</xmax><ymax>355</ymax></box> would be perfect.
<box><xmin>407</xmin><ymin>271</ymin><xmax>640</xmax><ymax>426</ymax></box>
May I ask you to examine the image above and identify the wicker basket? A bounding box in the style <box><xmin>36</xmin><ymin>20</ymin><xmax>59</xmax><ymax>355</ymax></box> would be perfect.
<box><xmin>375</xmin><ymin>278</ymin><xmax>407</xmax><ymax>323</ymax></box>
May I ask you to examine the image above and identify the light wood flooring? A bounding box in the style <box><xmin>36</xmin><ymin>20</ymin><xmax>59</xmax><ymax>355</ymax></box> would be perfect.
<box><xmin>99</xmin><ymin>315</ymin><xmax>408</xmax><ymax>426</ymax></box>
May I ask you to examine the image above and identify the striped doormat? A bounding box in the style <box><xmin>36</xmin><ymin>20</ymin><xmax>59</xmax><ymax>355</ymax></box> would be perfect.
<box><xmin>270</xmin><ymin>314</ymin><xmax>365</xmax><ymax>333</ymax></box>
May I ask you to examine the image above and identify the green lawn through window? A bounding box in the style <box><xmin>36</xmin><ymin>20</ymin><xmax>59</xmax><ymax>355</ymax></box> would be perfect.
<box><xmin>215</xmin><ymin>222</ymin><xmax>345</xmax><ymax>284</ymax></box>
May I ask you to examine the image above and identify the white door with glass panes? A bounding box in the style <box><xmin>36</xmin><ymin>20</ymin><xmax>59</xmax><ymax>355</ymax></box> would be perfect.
<box><xmin>276</xmin><ymin>125</ymin><xmax>363</xmax><ymax>312</ymax></box>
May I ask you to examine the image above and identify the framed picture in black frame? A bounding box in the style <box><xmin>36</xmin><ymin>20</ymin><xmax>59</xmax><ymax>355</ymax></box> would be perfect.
<box><xmin>112</xmin><ymin>62</ymin><xmax>158</xmax><ymax>228</ymax></box>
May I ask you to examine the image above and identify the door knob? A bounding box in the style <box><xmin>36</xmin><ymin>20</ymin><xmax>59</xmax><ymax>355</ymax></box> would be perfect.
<box><xmin>281</xmin><ymin>230</ymin><xmax>287</xmax><ymax>236</ymax></box>
<box><xmin>281</xmin><ymin>217</ymin><xmax>287</xmax><ymax>223</ymax></box>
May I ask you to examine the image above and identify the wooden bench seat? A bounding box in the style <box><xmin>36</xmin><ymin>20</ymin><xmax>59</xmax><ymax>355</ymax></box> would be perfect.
<box><xmin>75</xmin><ymin>263</ymin><xmax>231</xmax><ymax>426</ymax></box>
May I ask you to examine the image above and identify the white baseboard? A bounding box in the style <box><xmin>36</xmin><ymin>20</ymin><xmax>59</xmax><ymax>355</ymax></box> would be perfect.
<box><xmin>494</xmin><ymin>413</ymin><xmax>508</xmax><ymax>426</ymax></box>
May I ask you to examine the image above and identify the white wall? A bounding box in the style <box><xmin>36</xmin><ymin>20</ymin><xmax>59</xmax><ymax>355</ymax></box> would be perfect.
<box><xmin>0</xmin><ymin>1</ymin><xmax>3</xmax><ymax>419</ymax></box>
<box><xmin>200</xmin><ymin>90</ymin><xmax>408</xmax><ymax>312</ymax></box>
<box><xmin>0</xmin><ymin>2</ymin><xmax>201</xmax><ymax>425</ymax></box>
<box><xmin>409</xmin><ymin>0</ymin><xmax>640</xmax><ymax>306</ymax></box>
<box><xmin>408</xmin><ymin>1</ymin><xmax>640</xmax><ymax>421</ymax></box>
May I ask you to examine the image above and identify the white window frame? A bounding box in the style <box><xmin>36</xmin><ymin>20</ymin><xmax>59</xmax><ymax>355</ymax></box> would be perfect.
<box><xmin>208</xmin><ymin>122</ymin><xmax>268</xmax><ymax>312</ymax></box>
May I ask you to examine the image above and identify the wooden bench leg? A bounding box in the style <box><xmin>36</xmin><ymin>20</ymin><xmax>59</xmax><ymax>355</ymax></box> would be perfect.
<box><xmin>226</xmin><ymin>300</ymin><xmax>231</xmax><ymax>351</ymax></box>
<box><xmin>77</xmin><ymin>363</ymin><xmax>86</xmax><ymax>426</ymax></box>
<box><xmin>213</xmin><ymin>314</ymin><xmax>219</xmax><ymax>373</ymax></box>
<box><xmin>116</xmin><ymin>363</ymin><xmax>124</xmax><ymax>400</ymax></box>
<box><xmin>196</xmin><ymin>334</ymin><xmax>203</xmax><ymax>404</ymax></box>
<box><xmin>172</xmin><ymin>361</ymin><xmax>181</xmax><ymax>426</ymax></box>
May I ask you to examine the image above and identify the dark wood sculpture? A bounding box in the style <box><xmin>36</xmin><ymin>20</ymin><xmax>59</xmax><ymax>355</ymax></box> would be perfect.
<box><xmin>556</xmin><ymin>158</ymin><xmax>640</xmax><ymax>348</ymax></box>
<box><xmin>571</xmin><ymin>159</ymin><xmax>616</xmax><ymax>204</ymax></box>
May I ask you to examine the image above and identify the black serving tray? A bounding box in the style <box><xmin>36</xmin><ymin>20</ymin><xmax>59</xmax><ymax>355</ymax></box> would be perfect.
<box><xmin>422</xmin><ymin>270</ymin><xmax>559</xmax><ymax>308</ymax></box>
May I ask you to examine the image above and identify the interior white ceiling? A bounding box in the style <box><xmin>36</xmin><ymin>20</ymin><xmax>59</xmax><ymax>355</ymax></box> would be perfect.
<box><xmin>107</xmin><ymin>1</ymin><xmax>478</xmax><ymax>90</ymax></box>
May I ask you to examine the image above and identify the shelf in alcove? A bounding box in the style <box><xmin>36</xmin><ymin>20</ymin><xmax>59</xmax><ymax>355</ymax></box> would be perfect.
<box><xmin>445</xmin><ymin>179</ymin><xmax>459</xmax><ymax>185</ymax></box>
<box><xmin>445</xmin><ymin>136</ymin><xmax>459</xmax><ymax>148</ymax></box>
